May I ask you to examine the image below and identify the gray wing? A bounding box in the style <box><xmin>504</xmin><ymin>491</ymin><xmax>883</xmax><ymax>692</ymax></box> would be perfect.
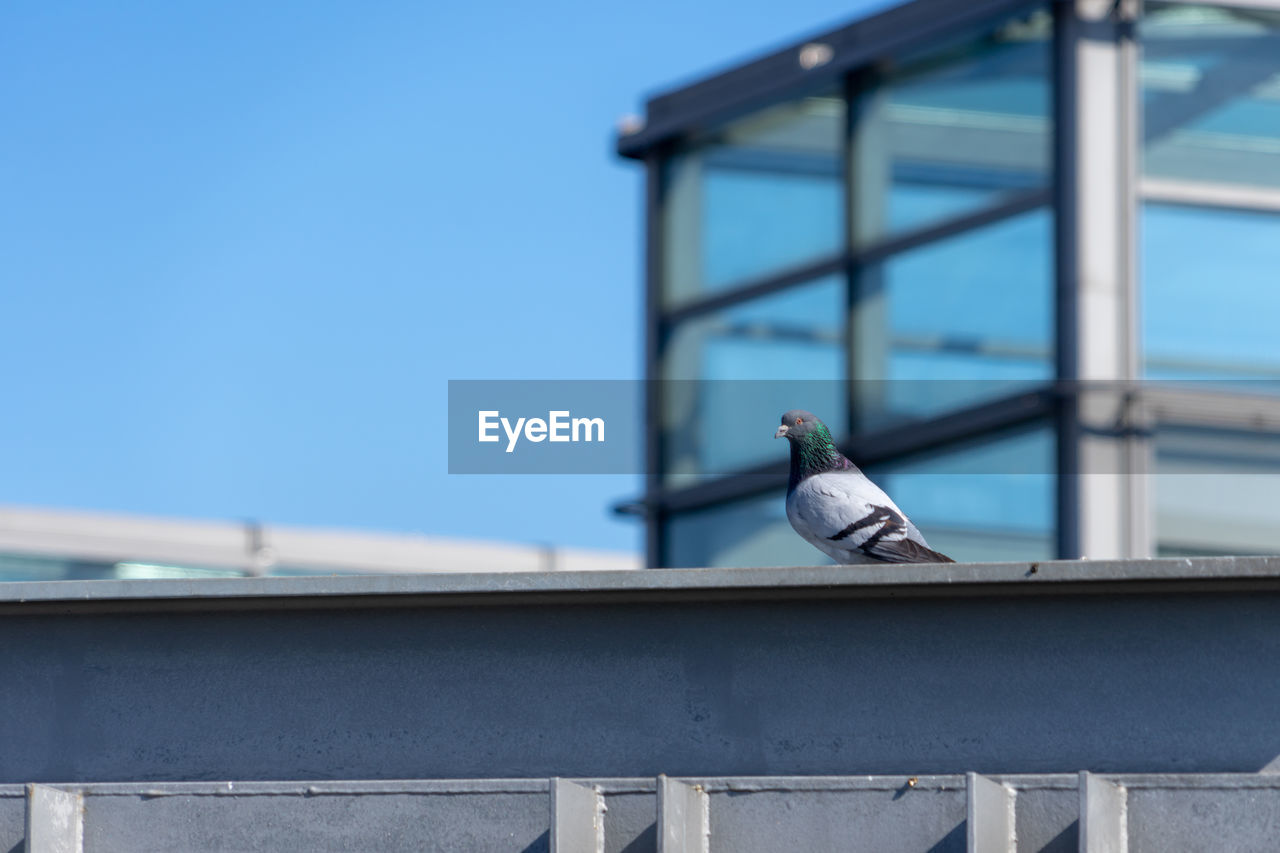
<box><xmin>789</xmin><ymin>472</ymin><xmax>954</xmax><ymax>564</ymax></box>
<box><xmin>828</xmin><ymin>505</ymin><xmax>954</xmax><ymax>563</ymax></box>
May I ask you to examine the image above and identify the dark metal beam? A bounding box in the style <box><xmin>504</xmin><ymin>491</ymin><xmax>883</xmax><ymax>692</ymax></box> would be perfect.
<box><xmin>657</xmin><ymin>188</ymin><xmax>1048</xmax><ymax>330</ymax></box>
<box><xmin>644</xmin><ymin>152</ymin><xmax>666</xmax><ymax>568</ymax></box>
<box><xmin>1051</xmin><ymin>2</ymin><xmax>1082</xmax><ymax>560</ymax></box>
<box><xmin>853</xmin><ymin>189</ymin><xmax>1050</xmax><ymax>265</ymax></box>
<box><xmin>648</xmin><ymin>386</ymin><xmax>1055</xmax><ymax>515</ymax></box>
<box><xmin>617</xmin><ymin>0</ymin><xmax>1045</xmax><ymax>159</ymax></box>
<box><xmin>659</xmin><ymin>256</ymin><xmax>845</xmax><ymax>328</ymax></box>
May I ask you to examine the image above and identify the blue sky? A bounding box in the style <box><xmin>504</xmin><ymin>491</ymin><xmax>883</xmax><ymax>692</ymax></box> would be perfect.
<box><xmin>0</xmin><ymin>0</ymin><xmax>889</xmax><ymax>553</ymax></box>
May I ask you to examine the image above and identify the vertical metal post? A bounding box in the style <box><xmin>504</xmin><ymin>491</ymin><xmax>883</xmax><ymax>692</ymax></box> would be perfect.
<box><xmin>966</xmin><ymin>773</ymin><xmax>1015</xmax><ymax>853</ymax></box>
<box><xmin>644</xmin><ymin>151</ymin><xmax>666</xmax><ymax>568</ymax></box>
<box><xmin>25</xmin><ymin>784</ymin><xmax>83</xmax><ymax>853</ymax></box>
<box><xmin>1053</xmin><ymin>0</ymin><xmax>1144</xmax><ymax>559</ymax></box>
<box><xmin>846</xmin><ymin>69</ymin><xmax>891</xmax><ymax>434</ymax></box>
<box><xmin>1079</xmin><ymin>772</ymin><xmax>1127</xmax><ymax>852</ymax></box>
<box><xmin>550</xmin><ymin>778</ymin><xmax>604</xmax><ymax>853</ymax></box>
<box><xmin>1117</xmin><ymin>0</ymin><xmax>1149</xmax><ymax>558</ymax></box>
<box><xmin>657</xmin><ymin>776</ymin><xmax>708</xmax><ymax>853</ymax></box>
<box><xmin>843</xmin><ymin>70</ymin><xmax>858</xmax><ymax>438</ymax></box>
<box><xmin>1053</xmin><ymin>1</ymin><xmax>1081</xmax><ymax>560</ymax></box>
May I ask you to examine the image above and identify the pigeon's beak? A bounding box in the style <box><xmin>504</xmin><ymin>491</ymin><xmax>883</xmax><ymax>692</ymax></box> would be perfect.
<box><xmin>774</xmin><ymin>425</ymin><xmax>789</xmax><ymax>439</ymax></box>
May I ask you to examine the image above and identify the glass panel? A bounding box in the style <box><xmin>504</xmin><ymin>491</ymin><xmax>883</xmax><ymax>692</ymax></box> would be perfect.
<box><xmin>1154</xmin><ymin>424</ymin><xmax>1280</xmax><ymax>555</ymax></box>
<box><xmin>869</xmin><ymin>426</ymin><xmax>1055</xmax><ymax>563</ymax></box>
<box><xmin>853</xmin><ymin>208</ymin><xmax>1052</xmax><ymax>428</ymax></box>
<box><xmin>662</xmin><ymin>93</ymin><xmax>843</xmax><ymax>307</ymax></box>
<box><xmin>1142</xmin><ymin>4</ymin><xmax>1280</xmax><ymax>187</ymax></box>
<box><xmin>0</xmin><ymin>550</ymin><xmax>372</xmax><ymax>581</ymax></box>
<box><xmin>0</xmin><ymin>552</ymin><xmax>245</xmax><ymax>581</ymax></box>
<box><xmin>851</xmin><ymin>9</ymin><xmax>1051</xmax><ymax>247</ymax></box>
<box><xmin>1142</xmin><ymin>203</ymin><xmax>1280</xmax><ymax>379</ymax></box>
<box><xmin>663</xmin><ymin>425</ymin><xmax>1055</xmax><ymax>567</ymax></box>
<box><xmin>0</xmin><ymin>552</ymin><xmax>108</xmax><ymax>581</ymax></box>
<box><xmin>663</xmin><ymin>276</ymin><xmax>846</xmax><ymax>481</ymax></box>
<box><xmin>665</xmin><ymin>490</ymin><xmax>823</xmax><ymax>568</ymax></box>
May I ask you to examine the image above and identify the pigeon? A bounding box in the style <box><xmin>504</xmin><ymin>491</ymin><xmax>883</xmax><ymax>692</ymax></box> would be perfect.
<box><xmin>775</xmin><ymin>409</ymin><xmax>954</xmax><ymax>564</ymax></box>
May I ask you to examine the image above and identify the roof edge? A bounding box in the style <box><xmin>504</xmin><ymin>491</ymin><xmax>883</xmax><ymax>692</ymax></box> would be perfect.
<box><xmin>1</xmin><ymin>556</ymin><xmax>1279</xmax><ymax>613</ymax></box>
<box><xmin>617</xmin><ymin>0</ymin><xmax>1040</xmax><ymax>159</ymax></box>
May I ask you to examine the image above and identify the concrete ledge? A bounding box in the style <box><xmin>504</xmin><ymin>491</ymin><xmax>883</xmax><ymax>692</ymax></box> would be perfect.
<box><xmin>0</xmin><ymin>556</ymin><xmax>1277</xmax><ymax>613</ymax></box>
<box><xmin>3</xmin><ymin>557</ymin><xmax>1280</xmax><ymax>784</ymax></box>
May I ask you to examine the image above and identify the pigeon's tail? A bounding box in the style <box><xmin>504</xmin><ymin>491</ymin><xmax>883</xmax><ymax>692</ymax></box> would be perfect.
<box><xmin>867</xmin><ymin>538</ymin><xmax>956</xmax><ymax>564</ymax></box>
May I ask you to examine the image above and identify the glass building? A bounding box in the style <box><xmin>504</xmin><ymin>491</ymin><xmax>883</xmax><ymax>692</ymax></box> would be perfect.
<box><xmin>618</xmin><ymin>0</ymin><xmax>1280</xmax><ymax>567</ymax></box>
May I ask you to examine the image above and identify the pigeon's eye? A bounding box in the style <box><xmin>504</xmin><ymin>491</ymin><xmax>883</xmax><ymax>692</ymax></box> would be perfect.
<box><xmin>795</xmin><ymin>418</ymin><xmax>803</xmax><ymax>424</ymax></box>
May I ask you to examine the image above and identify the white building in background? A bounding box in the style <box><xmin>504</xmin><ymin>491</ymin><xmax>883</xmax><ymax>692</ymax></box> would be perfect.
<box><xmin>0</xmin><ymin>504</ymin><xmax>639</xmax><ymax>581</ymax></box>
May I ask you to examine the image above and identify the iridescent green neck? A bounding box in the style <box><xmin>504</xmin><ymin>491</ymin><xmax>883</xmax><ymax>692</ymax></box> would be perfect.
<box><xmin>788</xmin><ymin>423</ymin><xmax>852</xmax><ymax>492</ymax></box>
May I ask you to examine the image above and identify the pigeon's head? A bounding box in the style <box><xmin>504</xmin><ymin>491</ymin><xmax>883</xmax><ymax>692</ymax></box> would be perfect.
<box><xmin>774</xmin><ymin>410</ymin><xmax>823</xmax><ymax>442</ymax></box>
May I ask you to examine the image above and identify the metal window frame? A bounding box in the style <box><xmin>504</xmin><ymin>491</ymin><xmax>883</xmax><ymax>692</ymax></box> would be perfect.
<box><xmin>1141</xmin><ymin>179</ymin><xmax>1280</xmax><ymax>213</ymax></box>
<box><xmin>637</xmin><ymin>0</ymin><xmax>1058</xmax><ymax>566</ymax></box>
<box><xmin>1147</xmin><ymin>0</ymin><xmax>1280</xmax><ymax>10</ymax></box>
<box><xmin>657</xmin><ymin>187</ymin><xmax>1050</xmax><ymax>332</ymax></box>
<box><xmin>1134</xmin><ymin>0</ymin><xmax>1280</xmax><ymax>552</ymax></box>
<box><xmin>643</xmin><ymin>151</ymin><xmax>666</xmax><ymax>567</ymax></box>
<box><xmin>616</xmin><ymin>0</ymin><xmax>1050</xmax><ymax>161</ymax></box>
<box><xmin>1117</xmin><ymin>0</ymin><xmax>1280</xmax><ymax>555</ymax></box>
<box><xmin>1052</xmin><ymin>0</ymin><xmax>1149</xmax><ymax>559</ymax></box>
<box><xmin>650</xmin><ymin>388</ymin><xmax>1058</xmax><ymax>517</ymax></box>
<box><xmin>636</xmin><ymin>0</ymin><xmax>1280</xmax><ymax>568</ymax></box>
<box><xmin>640</xmin><ymin>0</ymin><xmax>1280</xmax><ymax>565</ymax></box>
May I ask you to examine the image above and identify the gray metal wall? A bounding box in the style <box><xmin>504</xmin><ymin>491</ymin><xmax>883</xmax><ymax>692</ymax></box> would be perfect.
<box><xmin>4</xmin><ymin>558</ymin><xmax>1280</xmax><ymax>850</ymax></box>
<box><xmin>1</xmin><ymin>559</ymin><xmax>1279</xmax><ymax>783</ymax></box>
